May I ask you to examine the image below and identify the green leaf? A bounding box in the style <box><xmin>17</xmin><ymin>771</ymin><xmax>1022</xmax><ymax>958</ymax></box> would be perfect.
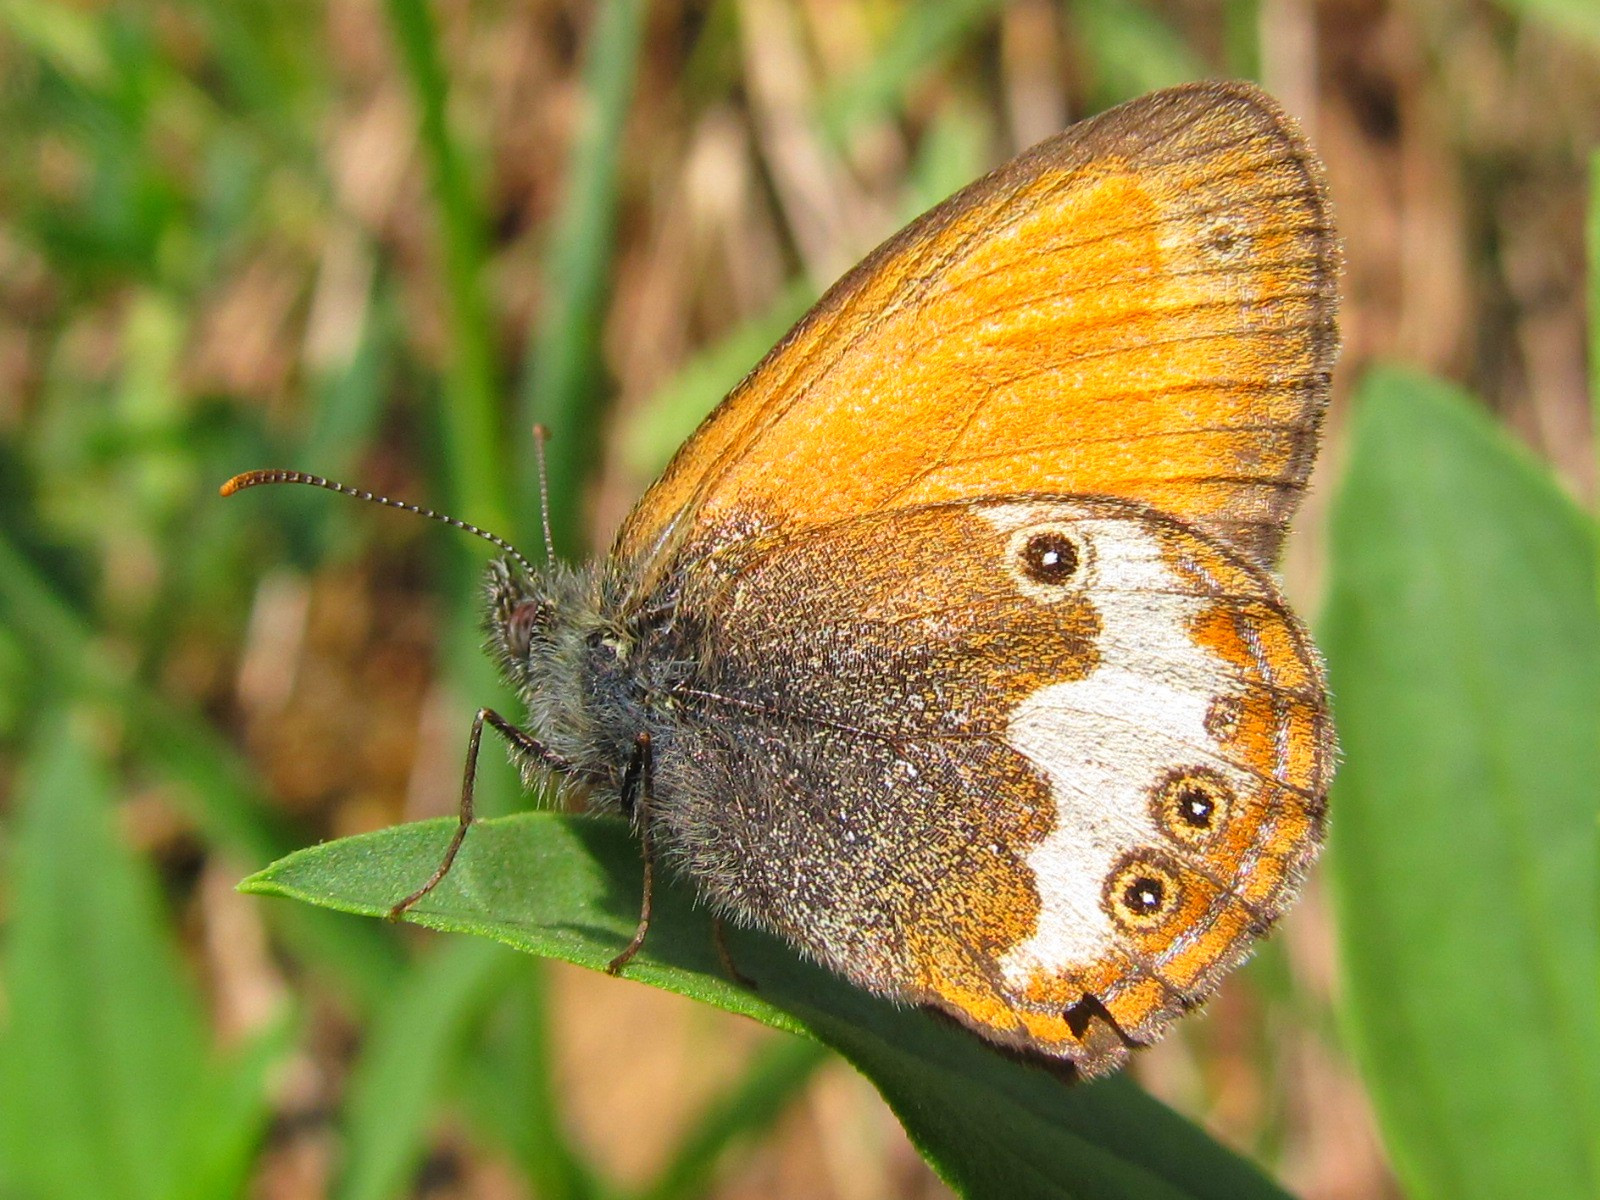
<box><xmin>0</xmin><ymin>720</ymin><xmax>276</xmax><ymax>1200</ymax></box>
<box><xmin>244</xmin><ymin>814</ymin><xmax>1291</xmax><ymax>1200</ymax></box>
<box><xmin>1322</xmin><ymin>366</ymin><xmax>1600</xmax><ymax>1200</ymax></box>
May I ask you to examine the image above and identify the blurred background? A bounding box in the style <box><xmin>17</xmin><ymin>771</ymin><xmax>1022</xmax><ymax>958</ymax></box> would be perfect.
<box><xmin>0</xmin><ymin>1</ymin><xmax>1595</xmax><ymax>1198</ymax></box>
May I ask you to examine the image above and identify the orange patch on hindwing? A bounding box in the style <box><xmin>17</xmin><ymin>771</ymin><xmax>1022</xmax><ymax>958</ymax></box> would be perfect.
<box><xmin>933</xmin><ymin>501</ymin><xmax>1333</xmax><ymax>1064</ymax></box>
<box><xmin>672</xmin><ymin>499</ymin><xmax>1324</xmax><ymax>1068</ymax></box>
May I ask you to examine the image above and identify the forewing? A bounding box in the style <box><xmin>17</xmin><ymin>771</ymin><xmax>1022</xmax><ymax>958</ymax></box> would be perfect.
<box><xmin>617</xmin><ymin>81</ymin><xmax>1338</xmax><ymax>576</ymax></box>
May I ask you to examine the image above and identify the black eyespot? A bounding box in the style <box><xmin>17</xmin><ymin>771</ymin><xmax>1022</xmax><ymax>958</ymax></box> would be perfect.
<box><xmin>1124</xmin><ymin>875</ymin><xmax>1164</xmax><ymax>913</ymax></box>
<box><xmin>1177</xmin><ymin>787</ymin><xmax>1215</xmax><ymax>829</ymax></box>
<box><xmin>1205</xmin><ymin>220</ymin><xmax>1245</xmax><ymax>257</ymax></box>
<box><xmin>1151</xmin><ymin>768</ymin><xmax>1234</xmax><ymax>848</ymax></box>
<box><xmin>1104</xmin><ymin>853</ymin><xmax>1183</xmax><ymax>933</ymax></box>
<box><xmin>1021</xmin><ymin>531</ymin><xmax>1080</xmax><ymax>585</ymax></box>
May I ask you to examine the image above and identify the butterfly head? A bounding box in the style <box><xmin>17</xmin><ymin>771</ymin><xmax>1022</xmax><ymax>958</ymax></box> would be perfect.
<box><xmin>481</xmin><ymin>554</ymin><xmax>607</xmax><ymax>701</ymax></box>
<box><xmin>216</xmin><ymin>468</ymin><xmax>636</xmax><ymax>782</ymax></box>
<box><xmin>481</xmin><ymin>553</ymin><xmax>667</xmax><ymax>793</ymax></box>
<box><xmin>486</xmin><ymin>556</ymin><xmax>558</xmax><ymax>666</ymax></box>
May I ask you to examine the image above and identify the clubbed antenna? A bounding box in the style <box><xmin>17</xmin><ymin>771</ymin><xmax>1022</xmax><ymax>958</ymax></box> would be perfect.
<box><xmin>531</xmin><ymin>424</ymin><xmax>555</xmax><ymax>565</ymax></box>
<box><xmin>220</xmin><ymin>469</ymin><xmax>539</xmax><ymax>580</ymax></box>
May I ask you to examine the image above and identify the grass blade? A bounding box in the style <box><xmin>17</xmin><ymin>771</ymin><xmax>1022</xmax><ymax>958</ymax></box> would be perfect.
<box><xmin>0</xmin><ymin>720</ymin><xmax>214</xmax><ymax>1200</ymax></box>
<box><xmin>517</xmin><ymin>0</ymin><xmax>648</xmax><ymax>557</ymax></box>
<box><xmin>0</xmin><ymin>528</ymin><xmax>404</xmax><ymax>1008</ymax></box>
<box><xmin>1588</xmin><ymin>150</ymin><xmax>1598</xmax><ymax>518</ymax></box>
<box><xmin>337</xmin><ymin>937</ymin><xmax>516</xmax><ymax>1200</ymax></box>
<box><xmin>1487</xmin><ymin>0</ymin><xmax>1600</xmax><ymax>51</ymax></box>
<box><xmin>636</xmin><ymin>1035</ymin><xmax>829</xmax><ymax>1200</ymax></box>
<box><xmin>176</xmin><ymin>1013</ymin><xmax>298</xmax><ymax>1200</ymax></box>
<box><xmin>622</xmin><ymin>101</ymin><xmax>991</xmax><ymax>494</ymax></box>
<box><xmin>623</xmin><ymin>280</ymin><xmax>817</xmax><ymax>482</ymax></box>
<box><xmin>815</xmin><ymin>0</ymin><xmax>1006</xmax><ymax>140</ymax></box>
<box><xmin>458</xmin><ymin>963</ymin><xmax>602</xmax><ymax>1200</ymax></box>
<box><xmin>1068</xmin><ymin>0</ymin><xmax>1205</xmax><ymax>107</ymax></box>
<box><xmin>383</xmin><ymin>0</ymin><xmax>510</xmax><ymax>533</ymax></box>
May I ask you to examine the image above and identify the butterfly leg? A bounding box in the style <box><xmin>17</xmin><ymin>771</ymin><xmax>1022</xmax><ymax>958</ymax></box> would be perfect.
<box><xmin>607</xmin><ymin>732</ymin><xmax>655</xmax><ymax>975</ymax></box>
<box><xmin>388</xmin><ymin>707</ymin><xmax>575</xmax><ymax>921</ymax></box>
<box><xmin>712</xmin><ymin>917</ymin><xmax>756</xmax><ymax>990</ymax></box>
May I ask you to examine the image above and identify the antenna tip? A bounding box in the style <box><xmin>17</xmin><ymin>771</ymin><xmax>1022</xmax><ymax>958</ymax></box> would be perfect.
<box><xmin>531</xmin><ymin>423</ymin><xmax>550</xmax><ymax>442</ymax></box>
<box><xmin>221</xmin><ymin>469</ymin><xmax>297</xmax><ymax>497</ymax></box>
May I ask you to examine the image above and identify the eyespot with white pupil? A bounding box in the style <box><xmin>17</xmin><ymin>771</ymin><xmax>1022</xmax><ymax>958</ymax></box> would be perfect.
<box><xmin>1020</xmin><ymin>531</ymin><xmax>1080</xmax><ymax>585</ymax></box>
<box><xmin>1125</xmin><ymin>876</ymin><xmax>1164</xmax><ymax>913</ymax></box>
<box><xmin>1151</xmin><ymin>768</ymin><xmax>1234</xmax><ymax>848</ymax></box>
<box><xmin>1105</xmin><ymin>854</ymin><xmax>1182</xmax><ymax>933</ymax></box>
<box><xmin>1179</xmin><ymin>789</ymin><xmax>1214</xmax><ymax>826</ymax></box>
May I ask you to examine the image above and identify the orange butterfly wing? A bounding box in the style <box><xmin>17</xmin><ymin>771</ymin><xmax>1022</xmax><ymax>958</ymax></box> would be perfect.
<box><xmin>616</xmin><ymin>81</ymin><xmax>1337</xmax><ymax>574</ymax></box>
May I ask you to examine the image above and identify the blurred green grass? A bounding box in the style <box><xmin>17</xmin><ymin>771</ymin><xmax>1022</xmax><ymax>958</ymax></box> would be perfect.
<box><xmin>0</xmin><ymin>1</ymin><xmax>1596</xmax><ymax>1197</ymax></box>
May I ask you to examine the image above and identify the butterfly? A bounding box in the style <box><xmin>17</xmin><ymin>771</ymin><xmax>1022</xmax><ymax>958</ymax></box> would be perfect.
<box><xmin>226</xmin><ymin>79</ymin><xmax>1339</xmax><ymax>1078</ymax></box>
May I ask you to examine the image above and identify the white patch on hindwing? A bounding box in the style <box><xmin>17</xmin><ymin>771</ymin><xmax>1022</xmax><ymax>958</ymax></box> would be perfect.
<box><xmin>978</xmin><ymin>501</ymin><xmax>1253</xmax><ymax>985</ymax></box>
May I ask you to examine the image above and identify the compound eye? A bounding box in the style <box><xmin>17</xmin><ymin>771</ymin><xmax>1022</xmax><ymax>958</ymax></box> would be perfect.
<box><xmin>505</xmin><ymin>600</ymin><xmax>545</xmax><ymax>659</ymax></box>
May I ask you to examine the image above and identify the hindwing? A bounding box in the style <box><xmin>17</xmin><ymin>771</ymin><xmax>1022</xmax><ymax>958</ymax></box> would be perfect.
<box><xmin>655</xmin><ymin>497</ymin><xmax>1331</xmax><ymax>1075</ymax></box>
